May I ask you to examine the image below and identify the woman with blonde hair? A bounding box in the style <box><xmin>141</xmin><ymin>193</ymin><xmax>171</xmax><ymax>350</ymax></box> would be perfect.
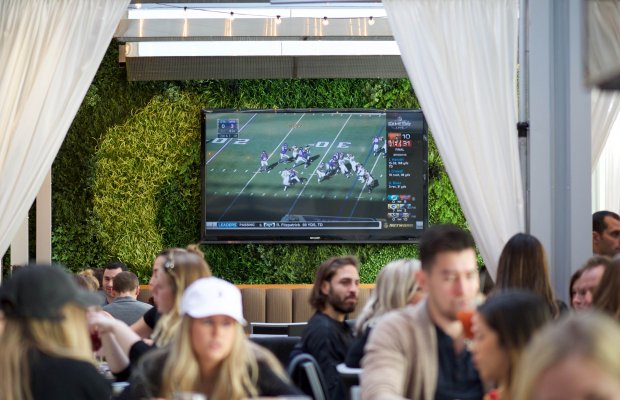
<box><xmin>89</xmin><ymin>246</ymin><xmax>212</xmax><ymax>379</ymax></box>
<box><xmin>0</xmin><ymin>265</ymin><xmax>110</xmax><ymax>400</ymax></box>
<box><xmin>130</xmin><ymin>245</ymin><xmax>208</xmax><ymax>339</ymax></box>
<box><xmin>75</xmin><ymin>269</ymin><xmax>100</xmax><ymax>291</ymax></box>
<box><xmin>131</xmin><ymin>277</ymin><xmax>302</xmax><ymax>399</ymax></box>
<box><xmin>345</xmin><ymin>258</ymin><xmax>423</xmax><ymax>367</ymax></box>
<box><xmin>512</xmin><ymin>312</ymin><xmax>620</xmax><ymax>400</ymax></box>
<box><xmin>495</xmin><ymin>233</ymin><xmax>564</xmax><ymax>318</ymax></box>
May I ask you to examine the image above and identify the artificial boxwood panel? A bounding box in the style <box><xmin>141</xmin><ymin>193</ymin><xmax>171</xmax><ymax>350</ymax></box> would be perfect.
<box><xmin>49</xmin><ymin>41</ymin><xmax>467</xmax><ymax>283</ymax></box>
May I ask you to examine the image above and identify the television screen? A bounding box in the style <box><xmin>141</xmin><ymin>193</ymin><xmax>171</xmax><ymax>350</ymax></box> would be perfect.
<box><xmin>201</xmin><ymin>109</ymin><xmax>428</xmax><ymax>243</ymax></box>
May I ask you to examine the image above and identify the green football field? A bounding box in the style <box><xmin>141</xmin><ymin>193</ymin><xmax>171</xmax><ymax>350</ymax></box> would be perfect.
<box><xmin>204</xmin><ymin>112</ymin><xmax>388</xmax><ymax>222</ymax></box>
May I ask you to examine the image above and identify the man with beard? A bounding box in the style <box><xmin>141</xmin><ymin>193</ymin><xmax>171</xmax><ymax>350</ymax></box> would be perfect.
<box><xmin>295</xmin><ymin>256</ymin><xmax>360</xmax><ymax>400</ymax></box>
<box><xmin>102</xmin><ymin>261</ymin><xmax>128</xmax><ymax>305</ymax></box>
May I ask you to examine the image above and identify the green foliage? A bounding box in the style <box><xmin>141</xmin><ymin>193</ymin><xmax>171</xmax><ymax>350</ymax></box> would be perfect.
<box><xmin>51</xmin><ymin>41</ymin><xmax>467</xmax><ymax>283</ymax></box>
<box><xmin>426</xmin><ymin>135</ymin><xmax>467</xmax><ymax>228</ymax></box>
<box><xmin>52</xmin><ymin>42</ymin><xmax>166</xmax><ymax>271</ymax></box>
<box><xmin>90</xmin><ymin>92</ymin><xmax>202</xmax><ymax>282</ymax></box>
<box><xmin>202</xmin><ymin>243</ymin><xmax>418</xmax><ymax>284</ymax></box>
<box><xmin>429</xmin><ymin>173</ymin><xmax>467</xmax><ymax>228</ymax></box>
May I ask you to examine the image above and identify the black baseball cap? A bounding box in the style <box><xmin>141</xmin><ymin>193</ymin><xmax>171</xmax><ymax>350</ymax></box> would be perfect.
<box><xmin>0</xmin><ymin>264</ymin><xmax>101</xmax><ymax>319</ymax></box>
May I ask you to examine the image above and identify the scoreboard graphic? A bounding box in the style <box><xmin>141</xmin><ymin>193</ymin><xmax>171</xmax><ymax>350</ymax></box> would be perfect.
<box><xmin>387</xmin><ymin>132</ymin><xmax>413</xmax><ymax>148</ymax></box>
<box><xmin>217</xmin><ymin>119</ymin><xmax>239</xmax><ymax>138</ymax></box>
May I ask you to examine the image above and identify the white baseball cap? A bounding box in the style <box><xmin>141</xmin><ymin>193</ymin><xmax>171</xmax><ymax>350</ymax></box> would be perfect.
<box><xmin>181</xmin><ymin>277</ymin><xmax>246</xmax><ymax>325</ymax></box>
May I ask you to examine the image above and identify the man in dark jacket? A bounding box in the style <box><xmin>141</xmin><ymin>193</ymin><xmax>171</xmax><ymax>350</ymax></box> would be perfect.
<box><xmin>296</xmin><ymin>256</ymin><xmax>360</xmax><ymax>400</ymax></box>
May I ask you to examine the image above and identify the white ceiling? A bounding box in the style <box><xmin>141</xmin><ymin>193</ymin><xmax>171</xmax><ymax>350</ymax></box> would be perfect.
<box><xmin>115</xmin><ymin>2</ymin><xmax>406</xmax><ymax>80</ymax></box>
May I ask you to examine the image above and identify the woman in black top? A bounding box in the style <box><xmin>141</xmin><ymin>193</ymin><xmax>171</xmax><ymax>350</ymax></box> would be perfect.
<box><xmin>0</xmin><ymin>265</ymin><xmax>111</xmax><ymax>400</ymax></box>
<box><xmin>130</xmin><ymin>277</ymin><xmax>302</xmax><ymax>399</ymax></box>
<box><xmin>89</xmin><ymin>246</ymin><xmax>212</xmax><ymax>379</ymax></box>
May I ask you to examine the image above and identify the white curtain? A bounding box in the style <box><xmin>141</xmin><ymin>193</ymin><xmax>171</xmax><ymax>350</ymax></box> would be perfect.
<box><xmin>0</xmin><ymin>0</ymin><xmax>129</xmax><ymax>263</ymax></box>
<box><xmin>593</xmin><ymin>125</ymin><xmax>620</xmax><ymax>213</ymax></box>
<box><xmin>592</xmin><ymin>88</ymin><xmax>620</xmax><ymax>170</ymax></box>
<box><xmin>588</xmin><ymin>2</ymin><xmax>620</xmax><ymax>212</ymax></box>
<box><xmin>383</xmin><ymin>0</ymin><xmax>523</xmax><ymax>280</ymax></box>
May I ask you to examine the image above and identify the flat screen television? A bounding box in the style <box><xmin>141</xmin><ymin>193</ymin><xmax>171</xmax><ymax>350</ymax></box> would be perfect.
<box><xmin>200</xmin><ymin>109</ymin><xmax>428</xmax><ymax>243</ymax></box>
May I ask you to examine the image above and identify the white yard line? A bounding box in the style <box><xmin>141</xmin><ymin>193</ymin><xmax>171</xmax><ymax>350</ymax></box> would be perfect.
<box><xmin>285</xmin><ymin>114</ymin><xmax>353</xmax><ymax>216</ymax></box>
<box><xmin>217</xmin><ymin>114</ymin><xmax>305</xmax><ymax>221</ymax></box>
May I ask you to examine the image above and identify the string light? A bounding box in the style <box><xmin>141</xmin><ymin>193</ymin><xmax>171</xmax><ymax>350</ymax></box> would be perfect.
<box><xmin>182</xmin><ymin>7</ymin><xmax>189</xmax><ymax>37</ymax></box>
<box><xmin>129</xmin><ymin>4</ymin><xmax>389</xmax><ymax>25</ymax></box>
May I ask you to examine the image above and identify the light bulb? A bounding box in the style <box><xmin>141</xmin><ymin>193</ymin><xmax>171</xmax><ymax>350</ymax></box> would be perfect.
<box><xmin>229</xmin><ymin>11</ymin><xmax>235</xmax><ymax>20</ymax></box>
<box><xmin>322</xmin><ymin>16</ymin><xmax>329</xmax><ymax>26</ymax></box>
<box><xmin>368</xmin><ymin>16</ymin><xmax>375</xmax><ymax>26</ymax></box>
<box><xmin>276</xmin><ymin>15</ymin><xmax>282</xmax><ymax>25</ymax></box>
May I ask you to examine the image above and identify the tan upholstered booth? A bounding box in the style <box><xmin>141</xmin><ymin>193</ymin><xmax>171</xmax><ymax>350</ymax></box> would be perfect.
<box><xmin>139</xmin><ymin>284</ymin><xmax>375</xmax><ymax>324</ymax></box>
<box><xmin>237</xmin><ymin>284</ymin><xmax>375</xmax><ymax>324</ymax></box>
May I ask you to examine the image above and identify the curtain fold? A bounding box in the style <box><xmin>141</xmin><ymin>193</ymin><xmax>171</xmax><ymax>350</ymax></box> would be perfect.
<box><xmin>592</xmin><ymin>88</ymin><xmax>620</xmax><ymax>170</ymax></box>
<box><xmin>593</xmin><ymin>127</ymin><xmax>620</xmax><ymax>213</ymax></box>
<box><xmin>0</xmin><ymin>0</ymin><xmax>129</xmax><ymax>261</ymax></box>
<box><xmin>383</xmin><ymin>0</ymin><xmax>523</xmax><ymax>280</ymax></box>
<box><xmin>588</xmin><ymin>2</ymin><xmax>620</xmax><ymax>210</ymax></box>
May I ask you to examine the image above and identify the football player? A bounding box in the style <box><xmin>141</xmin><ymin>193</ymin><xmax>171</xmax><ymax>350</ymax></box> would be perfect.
<box><xmin>372</xmin><ymin>136</ymin><xmax>382</xmax><ymax>156</ymax></box>
<box><xmin>338</xmin><ymin>155</ymin><xmax>350</xmax><ymax>176</ymax></box>
<box><xmin>259</xmin><ymin>151</ymin><xmax>269</xmax><ymax>172</ymax></box>
<box><xmin>279</xmin><ymin>143</ymin><xmax>289</xmax><ymax>163</ymax></box>
<box><xmin>316</xmin><ymin>162</ymin><xmax>328</xmax><ymax>183</ymax></box>
<box><xmin>289</xmin><ymin>169</ymin><xmax>302</xmax><ymax>184</ymax></box>
<box><xmin>291</xmin><ymin>145</ymin><xmax>299</xmax><ymax>160</ymax></box>
<box><xmin>295</xmin><ymin>147</ymin><xmax>309</xmax><ymax>169</ymax></box>
<box><xmin>281</xmin><ymin>169</ymin><xmax>291</xmax><ymax>191</ymax></box>
<box><xmin>363</xmin><ymin>172</ymin><xmax>376</xmax><ymax>193</ymax></box>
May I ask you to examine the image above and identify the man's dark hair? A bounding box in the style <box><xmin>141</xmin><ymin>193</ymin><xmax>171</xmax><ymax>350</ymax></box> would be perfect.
<box><xmin>104</xmin><ymin>260</ymin><xmax>128</xmax><ymax>272</ymax></box>
<box><xmin>593</xmin><ymin>211</ymin><xmax>620</xmax><ymax>234</ymax></box>
<box><xmin>112</xmin><ymin>271</ymin><xmax>139</xmax><ymax>294</ymax></box>
<box><xmin>309</xmin><ymin>255</ymin><xmax>359</xmax><ymax>311</ymax></box>
<box><xmin>419</xmin><ymin>224</ymin><xmax>476</xmax><ymax>271</ymax></box>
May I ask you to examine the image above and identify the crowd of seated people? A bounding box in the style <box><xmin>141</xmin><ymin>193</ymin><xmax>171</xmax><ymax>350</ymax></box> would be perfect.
<box><xmin>1</xmin><ymin>210</ymin><xmax>620</xmax><ymax>400</ymax></box>
<box><xmin>88</xmin><ymin>246</ymin><xmax>212</xmax><ymax>382</ymax></box>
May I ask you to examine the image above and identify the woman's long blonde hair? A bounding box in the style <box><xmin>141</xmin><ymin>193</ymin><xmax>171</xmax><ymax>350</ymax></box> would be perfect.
<box><xmin>152</xmin><ymin>246</ymin><xmax>212</xmax><ymax>346</ymax></box>
<box><xmin>354</xmin><ymin>258</ymin><xmax>421</xmax><ymax>336</ymax></box>
<box><xmin>512</xmin><ymin>312</ymin><xmax>620</xmax><ymax>400</ymax></box>
<box><xmin>0</xmin><ymin>303</ymin><xmax>93</xmax><ymax>400</ymax></box>
<box><xmin>161</xmin><ymin>316</ymin><xmax>288</xmax><ymax>399</ymax></box>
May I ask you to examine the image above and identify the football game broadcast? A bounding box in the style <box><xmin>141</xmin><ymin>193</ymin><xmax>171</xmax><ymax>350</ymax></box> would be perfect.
<box><xmin>201</xmin><ymin>109</ymin><xmax>428</xmax><ymax>243</ymax></box>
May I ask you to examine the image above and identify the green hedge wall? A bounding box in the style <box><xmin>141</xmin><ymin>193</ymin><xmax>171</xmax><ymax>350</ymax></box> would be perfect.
<box><xmin>50</xmin><ymin>41</ymin><xmax>466</xmax><ymax>283</ymax></box>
